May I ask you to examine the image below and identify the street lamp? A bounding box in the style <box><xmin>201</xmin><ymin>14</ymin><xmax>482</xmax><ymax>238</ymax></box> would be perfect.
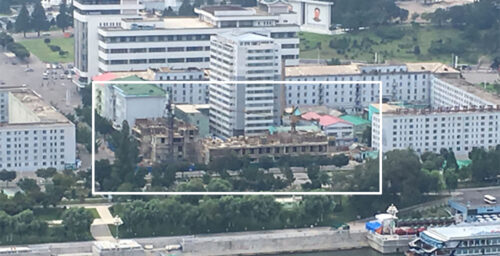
<box><xmin>113</xmin><ymin>215</ymin><xmax>123</xmax><ymax>240</ymax></box>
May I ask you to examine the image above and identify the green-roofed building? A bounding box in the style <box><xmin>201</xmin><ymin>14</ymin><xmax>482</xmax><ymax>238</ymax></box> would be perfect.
<box><xmin>95</xmin><ymin>75</ymin><xmax>167</xmax><ymax>130</ymax></box>
<box><xmin>340</xmin><ymin>115</ymin><xmax>370</xmax><ymax>142</ymax></box>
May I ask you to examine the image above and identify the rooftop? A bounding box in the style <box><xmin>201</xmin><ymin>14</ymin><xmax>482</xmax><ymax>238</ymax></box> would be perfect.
<box><xmin>340</xmin><ymin>115</ymin><xmax>371</xmax><ymax>126</ymax></box>
<box><xmin>423</xmin><ymin>223</ymin><xmax>500</xmax><ymax>242</ymax></box>
<box><xmin>1</xmin><ymin>87</ymin><xmax>72</xmax><ymax>125</ymax></box>
<box><xmin>405</xmin><ymin>62</ymin><xmax>459</xmax><ymax>74</ymax></box>
<box><xmin>199</xmin><ymin>5</ymin><xmax>248</xmax><ymax>14</ymax></box>
<box><xmin>437</xmin><ymin>76</ymin><xmax>500</xmax><ymax>105</ymax></box>
<box><xmin>203</xmin><ymin>131</ymin><xmax>329</xmax><ymax>149</ymax></box>
<box><xmin>285</xmin><ymin>64</ymin><xmax>361</xmax><ymax>77</ymax></box>
<box><xmin>285</xmin><ymin>62</ymin><xmax>459</xmax><ymax>77</ymax></box>
<box><xmin>319</xmin><ymin>115</ymin><xmax>352</xmax><ymax>127</ymax></box>
<box><xmin>219</xmin><ymin>31</ymin><xmax>273</xmax><ymax>42</ymax></box>
<box><xmin>113</xmin><ymin>76</ymin><xmax>166</xmax><ymax>97</ymax></box>
<box><xmin>93</xmin><ymin>240</ymin><xmax>142</xmax><ymax>251</ymax></box>
<box><xmin>268</xmin><ymin>125</ymin><xmax>320</xmax><ymax>134</ymax></box>
<box><xmin>175</xmin><ymin>104</ymin><xmax>210</xmax><ymax>114</ymax></box>
<box><xmin>163</xmin><ymin>17</ymin><xmax>213</xmax><ymax>29</ymax></box>
<box><xmin>370</xmin><ymin>103</ymin><xmax>404</xmax><ymax>113</ymax></box>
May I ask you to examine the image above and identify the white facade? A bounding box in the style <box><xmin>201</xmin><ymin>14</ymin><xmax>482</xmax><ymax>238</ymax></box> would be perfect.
<box><xmin>96</xmin><ymin>82</ymin><xmax>167</xmax><ymax>129</ymax></box>
<box><xmin>209</xmin><ymin>32</ymin><xmax>282</xmax><ymax>138</ymax></box>
<box><xmin>372</xmin><ymin>107</ymin><xmax>500</xmax><ymax>156</ymax></box>
<box><xmin>321</xmin><ymin>120</ymin><xmax>353</xmax><ymax>145</ymax></box>
<box><xmin>431</xmin><ymin>76</ymin><xmax>497</xmax><ymax>108</ymax></box>
<box><xmin>73</xmin><ymin>0</ymin><xmax>143</xmax><ymax>86</ymax></box>
<box><xmin>149</xmin><ymin>68</ymin><xmax>209</xmax><ymax>104</ymax></box>
<box><xmin>0</xmin><ymin>87</ymin><xmax>76</xmax><ymax>172</ymax></box>
<box><xmin>95</xmin><ymin>5</ymin><xmax>299</xmax><ymax>76</ymax></box>
<box><xmin>284</xmin><ymin>63</ymin><xmax>459</xmax><ymax>113</ymax></box>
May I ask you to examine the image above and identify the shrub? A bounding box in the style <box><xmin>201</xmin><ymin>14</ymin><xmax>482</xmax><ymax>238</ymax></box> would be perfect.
<box><xmin>44</xmin><ymin>38</ymin><xmax>51</xmax><ymax>44</ymax></box>
<box><xmin>49</xmin><ymin>45</ymin><xmax>61</xmax><ymax>52</ymax></box>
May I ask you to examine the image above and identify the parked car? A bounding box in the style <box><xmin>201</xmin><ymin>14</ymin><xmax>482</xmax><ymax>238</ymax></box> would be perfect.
<box><xmin>24</xmin><ymin>68</ymin><xmax>34</xmax><ymax>72</ymax></box>
<box><xmin>46</xmin><ymin>63</ymin><xmax>52</xmax><ymax>69</ymax></box>
<box><xmin>67</xmin><ymin>74</ymin><xmax>72</xmax><ymax>79</ymax></box>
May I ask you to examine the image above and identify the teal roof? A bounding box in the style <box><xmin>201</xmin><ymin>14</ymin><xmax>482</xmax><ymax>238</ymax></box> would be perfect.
<box><xmin>113</xmin><ymin>76</ymin><xmax>165</xmax><ymax>97</ymax></box>
<box><xmin>340</xmin><ymin>115</ymin><xmax>370</xmax><ymax>126</ymax></box>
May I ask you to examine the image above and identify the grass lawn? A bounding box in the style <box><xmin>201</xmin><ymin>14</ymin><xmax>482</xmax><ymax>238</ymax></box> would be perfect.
<box><xmin>18</xmin><ymin>37</ymin><xmax>74</xmax><ymax>63</ymax></box>
<box><xmin>87</xmin><ymin>208</ymin><xmax>101</xmax><ymax>219</ymax></box>
<box><xmin>300</xmin><ymin>24</ymin><xmax>483</xmax><ymax>64</ymax></box>
<box><xmin>33</xmin><ymin>208</ymin><xmax>65</xmax><ymax>221</ymax></box>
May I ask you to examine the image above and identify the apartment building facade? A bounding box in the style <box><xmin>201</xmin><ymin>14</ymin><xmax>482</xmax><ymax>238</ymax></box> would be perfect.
<box><xmin>96</xmin><ymin>5</ymin><xmax>299</xmax><ymax>76</ymax></box>
<box><xmin>0</xmin><ymin>87</ymin><xmax>76</xmax><ymax>171</ymax></box>
<box><xmin>208</xmin><ymin>32</ymin><xmax>283</xmax><ymax>138</ymax></box>
<box><xmin>73</xmin><ymin>0</ymin><xmax>143</xmax><ymax>86</ymax></box>
<box><xmin>372</xmin><ymin>106</ymin><xmax>500</xmax><ymax>156</ymax></box>
<box><xmin>284</xmin><ymin>63</ymin><xmax>460</xmax><ymax>113</ymax></box>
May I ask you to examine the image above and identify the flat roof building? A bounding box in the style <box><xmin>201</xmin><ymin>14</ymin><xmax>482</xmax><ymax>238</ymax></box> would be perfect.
<box><xmin>96</xmin><ymin>5</ymin><xmax>299</xmax><ymax>77</ymax></box>
<box><xmin>95</xmin><ymin>75</ymin><xmax>167</xmax><ymax>129</ymax></box>
<box><xmin>0</xmin><ymin>86</ymin><xmax>76</xmax><ymax>171</ymax></box>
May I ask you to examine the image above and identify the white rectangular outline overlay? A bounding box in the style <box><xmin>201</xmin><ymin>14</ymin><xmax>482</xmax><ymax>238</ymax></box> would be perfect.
<box><xmin>92</xmin><ymin>80</ymin><xmax>383</xmax><ymax>196</ymax></box>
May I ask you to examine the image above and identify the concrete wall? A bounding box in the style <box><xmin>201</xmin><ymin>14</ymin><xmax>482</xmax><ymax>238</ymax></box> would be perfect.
<box><xmin>135</xmin><ymin>228</ymin><xmax>368</xmax><ymax>256</ymax></box>
<box><xmin>8</xmin><ymin>93</ymin><xmax>39</xmax><ymax>123</ymax></box>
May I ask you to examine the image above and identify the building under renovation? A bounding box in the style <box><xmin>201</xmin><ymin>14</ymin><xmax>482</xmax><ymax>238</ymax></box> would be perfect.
<box><xmin>132</xmin><ymin>118</ymin><xmax>198</xmax><ymax>165</ymax></box>
<box><xmin>199</xmin><ymin>131</ymin><xmax>336</xmax><ymax>164</ymax></box>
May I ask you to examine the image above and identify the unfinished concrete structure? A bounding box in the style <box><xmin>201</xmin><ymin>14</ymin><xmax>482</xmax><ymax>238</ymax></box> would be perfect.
<box><xmin>132</xmin><ymin>118</ymin><xmax>198</xmax><ymax>165</ymax></box>
<box><xmin>199</xmin><ymin>131</ymin><xmax>336</xmax><ymax>164</ymax></box>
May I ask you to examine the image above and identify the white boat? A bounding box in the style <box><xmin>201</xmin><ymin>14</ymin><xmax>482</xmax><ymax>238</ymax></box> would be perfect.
<box><xmin>407</xmin><ymin>222</ymin><xmax>500</xmax><ymax>255</ymax></box>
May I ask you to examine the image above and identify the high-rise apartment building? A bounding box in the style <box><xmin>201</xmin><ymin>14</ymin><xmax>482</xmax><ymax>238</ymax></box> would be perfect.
<box><xmin>208</xmin><ymin>32</ymin><xmax>283</xmax><ymax>138</ymax></box>
<box><xmin>73</xmin><ymin>0</ymin><xmax>143</xmax><ymax>86</ymax></box>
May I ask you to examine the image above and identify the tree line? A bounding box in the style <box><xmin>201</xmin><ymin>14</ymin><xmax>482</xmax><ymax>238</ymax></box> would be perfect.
<box><xmin>13</xmin><ymin>1</ymin><xmax>72</xmax><ymax>37</ymax></box>
<box><xmin>112</xmin><ymin>195</ymin><xmax>336</xmax><ymax>237</ymax></box>
<box><xmin>0</xmin><ymin>207</ymin><xmax>93</xmax><ymax>245</ymax></box>
<box><xmin>0</xmin><ymin>32</ymin><xmax>30</xmax><ymax>59</ymax></box>
<box><xmin>330</xmin><ymin>0</ymin><xmax>408</xmax><ymax>30</ymax></box>
<box><xmin>424</xmin><ymin>0</ymin><xmax>500</xmax><ymax>66</ymax></box>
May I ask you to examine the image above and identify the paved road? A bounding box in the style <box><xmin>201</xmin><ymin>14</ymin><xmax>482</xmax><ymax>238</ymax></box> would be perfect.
<box><xmin>0</xmin><ymin>48</ymin><xmax>81</xmax><ymax>115</ymax></box>
<box><xmin>462</xmin><ymin>71</ymin><xmax>499</xmax><ymax>84</ymax></box>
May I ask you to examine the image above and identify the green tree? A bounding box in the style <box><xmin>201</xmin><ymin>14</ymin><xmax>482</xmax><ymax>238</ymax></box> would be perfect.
<box><xmin>0</xmin><ymin>32</ymin><xmax>14</xmax><ymax>48</ymax></box>
<box><xmin>443</xmin><ymin>169</ymin><xmax>458</xmax><ymax>192</ymax></box>
<box><xmin>56</xmin><ymin>2</ymin><xmax>71</xmax><ymax>32</ymax></box>
<box><xmin>162</xmin><ymin>6</ymin><xmax>177</xmax><ymax>16</ymax></box>
<box><xmin>207</xmin><ymin>178</ymin><xmax>232</xmax><ymax>192</ymax></box>
<box><xmin>0</xmin><ymin>170</ymin><xmax>16</xmax><ymax>187</ymax></box>
<box><xmin>362</xmin><ymin>126</ymin><xmax>372</xmax><ymax>146</ymax></box>
<box><xmin>178</xmin><ymin>0</ymin><xmax>194</xmax><ymax>16</ymax></box>
<box><xmin>17</xmin><ymin>178</ymin><xmax>40</xmax><ymax>194</ymax></box>
<box><xmin>31</xmin><ymin>2</ymin><xmax>49</xmax><ymax>37</ymax></box>
<box><xmin>301</xmin><ymin>195</ymin><xmax>336</xmax><ymax>224</ymax></box>
<box><xmin>62</xmin><ymin>207</ymin><xmax>93</xmax><ymax>240</ymax></box>
<box><xmin>15</xmin><ymin>5</ymin><xmax>30</xmax><ymax>37</ymax></box>
<box><xmin>35</xmin><ymin>167</ymin><xmax>57</xmax><ymax>181</ymax></box>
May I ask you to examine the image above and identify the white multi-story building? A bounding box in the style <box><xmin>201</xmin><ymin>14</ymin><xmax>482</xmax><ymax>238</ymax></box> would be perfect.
<box><xmin>146</xmin><ymin>68</ymin><xmax>209</xmax><ymax>104</ymax></box>
<box><xmin>0</xmin><ymin>87</ymin><xmax>76</xmax><ymax>172</ymax></box>
<box><xmin>372</xmin><ymin>104</ymin><xmax>500</xmax><ymax>156</ymax></box>
<box><xmin>96</xmin><ymin>5</ymin><xmax>299</xmax><ymax>75</ymax></box>
<box><xmin>209</xmin><ymin>32</ymin><xmax>282</xmax><ymax>138</ymax></box>
<box><xmin>73</xmin><ymin>0</ymin><xmax>143</xmax><ymax>86</ymax></box>
<box><xmin>95</xmin><ymin>75</ymin><xmax>167</xmax><ymax>129</ymax></box>
<box><xmin>284</xmin><ymin>62</ymin><xmax>460</xmax><ymax>112</ymax></box>
<box><xmin>431</xmin><ymin>76</ymin><xmax>498</xmax><ymax>108</ymax></box>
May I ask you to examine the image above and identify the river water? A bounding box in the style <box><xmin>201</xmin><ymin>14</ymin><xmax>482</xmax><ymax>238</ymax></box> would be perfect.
<box><xmin>277</xmin><ymin>248</ymin><xmax>403</xmax><ymax>256</ymax></box>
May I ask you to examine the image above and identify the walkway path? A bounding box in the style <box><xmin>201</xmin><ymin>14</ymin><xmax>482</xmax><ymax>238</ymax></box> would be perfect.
<box><xmin>82</xmin><ymin>205</ymin><xmax>118</xmax><ymax>241</ymax></box>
